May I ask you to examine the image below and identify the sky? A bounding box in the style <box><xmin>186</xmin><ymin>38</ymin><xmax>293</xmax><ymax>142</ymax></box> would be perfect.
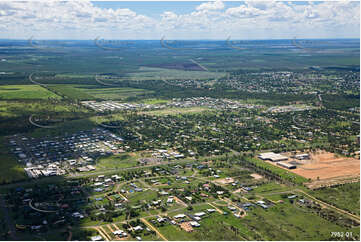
<box><xmin>0</xmin><ymin>0</ymin><xmax>359</xmax><ymax>40</ymax></box>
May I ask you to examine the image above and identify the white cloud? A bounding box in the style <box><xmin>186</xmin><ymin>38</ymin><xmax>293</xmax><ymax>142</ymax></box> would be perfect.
<box><xmin>0</xmin><ymin>0</ymin><xmax>358</xmax><ymax>39</ymax></box>
<box><xmin>196</xmin><ymin>0</ymin><xmax>225</xmax><ymax>12</ymax></box>
<box><xmin>226</xmin><ymin>4</ymin><xmax>264</xmax><ymax>18</ymax></box>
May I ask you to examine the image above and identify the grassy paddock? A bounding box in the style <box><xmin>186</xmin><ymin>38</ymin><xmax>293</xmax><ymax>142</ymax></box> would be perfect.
<box><xmin>140</xmin><ymin>107</ymin><xmax>211</xmax><ymax>116</ymax></box>
<box><xmin>72</xmin><ymin>85</ymin><xmax>153</xmax><ymax>100</ymax></box>
<box><xmin>47</xmin><ymin>84</ymin><xmax>95</xmax><ymax>100</ymax></box>
<box><xmin>0</xmin><ymin>85</ymin><xmax>60</xmax><ymax>99</ymax></box>
<box><xmin>96</xmin><ymin>153</ymin><xmax>139</xmax><ymax>170</ymax></box>
<box><xmin>310</xmin><ymin>182</ymin><xmax>360</xmax><ymax>215</ymax></box>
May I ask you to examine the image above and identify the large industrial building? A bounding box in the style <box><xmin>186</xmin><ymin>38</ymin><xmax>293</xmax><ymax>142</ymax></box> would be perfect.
<box><xmin>258</xmin><ymin>152</ymin><xmax>288</xmax><ymax>162</ymax></box>
<box><xmin>277</xmin><ymin>161</ymin><xmax>297</xmax><ymax>169</ymax></box>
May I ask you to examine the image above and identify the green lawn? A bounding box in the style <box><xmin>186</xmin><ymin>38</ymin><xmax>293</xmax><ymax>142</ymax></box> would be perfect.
<box><xmin>0</xmin><ymin>85</ymin><xmax>60</xmax><ymax>99</ymax></box>
<box><xmin>250</xmin><ymin>182</ymin><xmax>290</xmax><ymax>194</ymax></box>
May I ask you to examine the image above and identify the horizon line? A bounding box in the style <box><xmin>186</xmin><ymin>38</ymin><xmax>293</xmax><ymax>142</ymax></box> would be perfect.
<box><xmin>1</xmin><ymin>37</ymin><xmax>360</xmax><ymax>41</ymax></box>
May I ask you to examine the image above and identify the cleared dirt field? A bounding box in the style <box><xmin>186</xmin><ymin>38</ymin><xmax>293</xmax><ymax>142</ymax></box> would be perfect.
<box><xmin>293</xmin><ymin>152</ymin><xmax>360</xmax><ymax>180</ymax></box>
<box><xmin>262</xmin><ymin>151</ymin><xmax>359</xmax><ymax>188</ymax></box>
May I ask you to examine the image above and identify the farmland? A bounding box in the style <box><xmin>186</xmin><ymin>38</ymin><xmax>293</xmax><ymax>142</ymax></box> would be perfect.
<box><xmin>0</xmin><ymin>85</ymin><xmax>60</xmax><ymax>100</ymax></box>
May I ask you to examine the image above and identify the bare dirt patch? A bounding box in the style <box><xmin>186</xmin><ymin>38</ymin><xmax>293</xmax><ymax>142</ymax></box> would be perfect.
<box><xmin>214</xmin><ymin>177</ymin><xmax>234</xmax><ymax>184</ymax></box>
<box><xmin>250</xmin><ymin>173</ymin><xmax>263</xmax><ymax>180</ymax></box>
<box><xmin>180</xmin><ymin>222</ymin><xmax>193</xmax><ymax>232</ymax></box>
<box><xmin>293</xmin><ymin>151</ymin><xmax>360</xmax><ymax>181</ymax></box>
<box><xmin>261</xmin><ymin>151</ymin><xmax>360</xmax><ymax>188</ymax></box>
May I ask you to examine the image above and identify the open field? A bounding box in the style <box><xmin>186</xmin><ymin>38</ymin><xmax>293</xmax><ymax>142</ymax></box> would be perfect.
<box><xmin>96</xmin><ymin>153</ymin><xmax>139</xmax><ymax>170</ymax></box>
<box><xmin>127</xmin><ymin>66</ymin><xmax>225</xmax><ymax>81</ymax></box>
<box><xmin>259</xmin><ymin>151</ymin><xmax>360</xmax><ymax>187</ymax></box>
<box><xmin>75</xmin><ymin>86</ymin><xmax>154</xmax><ymax>100</ymax></box>
<box><xmin>140</xmin><ymin>99</ymin><xmax>170</xmax><ymax>105</ymax></box>
<box><xmin>240</xmin><ymin>199</ymin><xmax>359</xmax><ymax>241</ymax></box>
<box><xmin>140</xmin><ymin>107</ymin><xmax>211</xmax><ymax>116</ymax></box>
<box><xmin>0</xmin><ymin>85</ymin><xmax>60</xmax><ymax>100</ymax></box>
<box><xmin>294</xmin><ymin>151</ymin><xmax>360</xmax><ymax>180</ymax></box>
<box><xmin>47</xmin><ymin>84</ymin><xmax>95</xmax><ymax>100</ymax></box>
<box><xmin>0</xmin><ymin>136</ymin><xmax>26</xmax><ymax>184</ymax></box>
<box><xmin>310</xmin><ymin>182</ymin><xmax>360</xmax><ymax>215</ymax></box>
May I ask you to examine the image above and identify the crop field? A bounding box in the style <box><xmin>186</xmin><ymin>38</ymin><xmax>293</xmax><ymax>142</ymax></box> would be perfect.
<box><xmin>0</xmin><ymin>85</ymin><xmax>60</xmax><ymax>100</ymax></box>
<box><xmin>47</xmin><ymin>84</ymin><xmax>95</xmax><ymax>100</ymax></box>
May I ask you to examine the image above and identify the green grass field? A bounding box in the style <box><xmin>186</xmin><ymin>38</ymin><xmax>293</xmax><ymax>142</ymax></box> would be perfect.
<box><xmin>0</xmin><ymin>85</ymin><xmax>60</xmax><ymax>99</ymax></box>
<box><xmin>47</xmin><ymin>84</ymin><xmax>95</xmax><ymax>100</ymax></box>
<box><xmin>241</xmin><ymin>201</ymin><xmax>359</xmax><ymax>240</ymax></box>
<box><xmin>140</xmin><ymin>107</ymin><xmax>211</xmax><ymax>116</ymax></box>
<box><xmin>0</xmin><ymin>136</ymin><xmax>27</xmax><ymax>184</ymax></box>
<box><xmin>127</xmin><ymin>66</ymin><xmax>225</xmax><ymax>81</ymax></box>
<box><xmin>310</xmin><ymin>182</ymin><xmax>360</xmax><ymax>215</ymax></box>
<box><xmin>96</xmin><ymin>153</ymin><xmax>139</xmax><ymax>170</ymax></box>
<box><xmin>48</xmin><ymin>84</ymin><xmax>154</xmax><ymax>101</ymax></box>
<box><xmin>75</xmin><ymin>86</ymin><xmax>153</xmax><ymax>100</ymax></box>
<box><xmin>140</xmin><ymin>99</ymin><xmax>170</xmax><ymax>105</ymax></box>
